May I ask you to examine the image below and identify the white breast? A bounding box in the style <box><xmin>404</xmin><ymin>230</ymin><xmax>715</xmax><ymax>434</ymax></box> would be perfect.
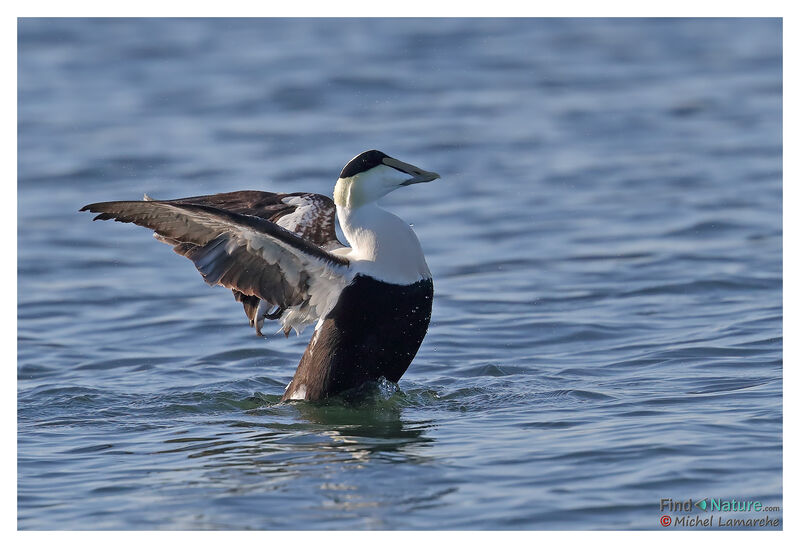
<box><xmin>336</xmin><ymin>204</ymin><xmax>431</xmax><ymax>285</ymax></box>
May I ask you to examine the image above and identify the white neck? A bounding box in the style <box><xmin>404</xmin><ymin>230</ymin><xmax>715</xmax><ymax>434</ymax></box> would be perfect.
<box><xmin>336</xmin><ymin>203</ymin><xmax>431</xmax><ymax>285</ymax></box>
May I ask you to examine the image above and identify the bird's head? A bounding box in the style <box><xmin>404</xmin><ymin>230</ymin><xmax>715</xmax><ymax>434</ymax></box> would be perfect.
<box><xmin>333</xmin><ymin>150</ymin><xmax>440</xmax><ymax>208</ymax></box>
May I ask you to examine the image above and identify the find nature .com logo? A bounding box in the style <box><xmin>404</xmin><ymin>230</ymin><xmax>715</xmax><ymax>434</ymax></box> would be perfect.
<box><xmin>658</xmin><ymin>498</ymin><xmax>781</xmax><ymax>529</ymax></box>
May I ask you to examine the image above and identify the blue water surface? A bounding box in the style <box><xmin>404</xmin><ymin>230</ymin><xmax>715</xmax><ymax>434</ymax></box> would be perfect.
<box><xmin>17</xmin><ymin>18</ymin><xmax>782</xmax><ymax>530</ymax></box>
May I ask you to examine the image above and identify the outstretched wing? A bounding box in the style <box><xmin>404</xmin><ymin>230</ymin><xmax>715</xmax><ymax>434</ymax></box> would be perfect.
<box><xmin>80</xmin><ymin>198</ymin><xmax>352</xmax><ymax>336</ymax></box>
<box><xmin>143</xmin><ymin>191</ymin><xmax>344</xmax><ymax>333</ymax></box>
<box><xmin>152</xmin><ymin>191</ymin><xmax>343</xmax><ymax>250</ymax></box>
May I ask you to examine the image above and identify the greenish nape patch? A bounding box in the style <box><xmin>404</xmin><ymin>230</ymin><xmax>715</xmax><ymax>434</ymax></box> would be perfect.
<box><xmin>333</xmin><ymin>174</ymin><xmax>366</xmax><ymax>208</ymax></box>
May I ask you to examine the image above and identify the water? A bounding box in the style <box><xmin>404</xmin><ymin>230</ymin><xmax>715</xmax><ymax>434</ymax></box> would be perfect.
<box><xmin>17</xmin><ymin>18</ymin><xmax>782</xmax><ymax>530</ymax></box>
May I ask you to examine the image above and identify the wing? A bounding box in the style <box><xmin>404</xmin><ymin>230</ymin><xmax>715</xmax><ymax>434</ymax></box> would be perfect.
<box><xmin>144</xmin><ymin>191</ymin><xmax>344</xmax><ymax>333</ymax></box>
<box><xmin>80</xmin><ymin>199</ymin><xmax>353</xmax><ymax>336</ymax></box>
<box><xmin>150</xmin><ymin>191</ymin><xmax>343</xmax><ymax>250</ymax></box>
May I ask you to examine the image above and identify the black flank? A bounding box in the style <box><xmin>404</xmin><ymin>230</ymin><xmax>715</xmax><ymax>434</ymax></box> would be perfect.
<box><xmin>282</xmin><ymin>274</ymin><xmax>434</xmax><ymax>401</ymax></box>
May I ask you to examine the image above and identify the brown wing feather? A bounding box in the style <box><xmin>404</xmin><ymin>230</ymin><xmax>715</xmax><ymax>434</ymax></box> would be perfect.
<box><xmin>80</xmin><ymin>199</ymin><xmax>349</xmax><ymax>335</ymax></box>
<box><xmin>158</xmin><ymin>191</ymin><xmax>341</xmax><ymax>249</ymax></box>
<box><xmin>149</xmin><ymin>191</ymin><xmax>343</xmax><ymax>330</ymax></box>
<box><xmin>137</xmin><ymin>190</ymin><xmax>344</xmax><ymax>335</ymax></box>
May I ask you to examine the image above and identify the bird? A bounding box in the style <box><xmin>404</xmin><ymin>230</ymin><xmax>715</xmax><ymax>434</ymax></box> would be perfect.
<box><xmin>80</xmin><ymin>150</ymin><xmax>440</xmax><ymax>402</ymax></box>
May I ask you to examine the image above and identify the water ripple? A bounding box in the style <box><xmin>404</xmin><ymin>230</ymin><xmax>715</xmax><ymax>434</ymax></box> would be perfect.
<box><xmin>18</xmin><ymin>18</ymin><xmax>782</xmax><ymax>530</ymax></box>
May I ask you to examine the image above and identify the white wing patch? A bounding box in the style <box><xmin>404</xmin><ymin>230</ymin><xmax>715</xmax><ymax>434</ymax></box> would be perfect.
<box><xmin>227</xmin><ymin>220</ymin><xmax>352</xmax><ymax>335</ymax></box>
<box><xmin>276</xmin><ymin>195</ymin><xmax>343</xmax><ymax>250</ymax></box>
<box><xmin>276</xmin><ymin>196</ymin><xmax>319</xmax><ymax>232</ymax></box>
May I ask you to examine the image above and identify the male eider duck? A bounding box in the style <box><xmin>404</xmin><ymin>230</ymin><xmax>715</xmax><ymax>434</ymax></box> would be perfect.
<box><xmin>81</xmin><ymin>150</ymin><xmax>439</xmax><ymax>402</ymax></box>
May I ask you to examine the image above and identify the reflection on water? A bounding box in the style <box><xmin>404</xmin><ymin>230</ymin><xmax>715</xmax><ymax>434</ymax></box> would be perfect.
<box><xmin>140</xmin><ymin>390</ymin><xmax>450</xmax><ymax>527</ymax></box>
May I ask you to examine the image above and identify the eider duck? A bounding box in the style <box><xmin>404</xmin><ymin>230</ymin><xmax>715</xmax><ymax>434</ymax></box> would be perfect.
<box><xmin>80</xmin><ymin>150</ymin><xmax>440</xmax><ymax>402</ymax></box>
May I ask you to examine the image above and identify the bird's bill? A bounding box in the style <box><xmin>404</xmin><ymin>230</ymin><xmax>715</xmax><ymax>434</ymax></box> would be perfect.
<box><xmin>382</xmin><ymin>157</ymin><xmax>441</xmax><ymax>186</ymax></box>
